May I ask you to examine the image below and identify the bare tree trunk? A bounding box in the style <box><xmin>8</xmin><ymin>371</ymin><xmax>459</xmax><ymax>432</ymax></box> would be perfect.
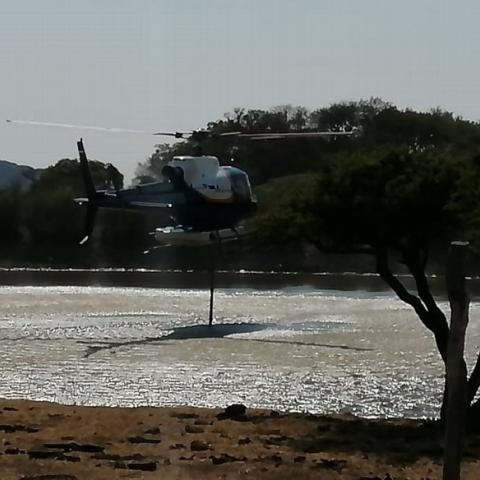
<box><xmin>443</xmin><ymin>241</ymin><xmax>470</xmax><ymax>480</ymax></box>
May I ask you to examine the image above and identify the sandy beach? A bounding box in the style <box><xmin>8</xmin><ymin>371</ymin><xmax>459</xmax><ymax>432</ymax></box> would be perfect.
<box><xmin>0</xmin><ymin>399</ymin><xmax>477</xmax><ymax>480</ymax></box>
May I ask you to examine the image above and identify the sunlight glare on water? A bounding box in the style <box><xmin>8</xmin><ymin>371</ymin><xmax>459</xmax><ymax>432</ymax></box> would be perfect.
<box><xmin>1</xmin><ymin>285</ymin><xmax>479</xmax><ymax>418</ymax></box>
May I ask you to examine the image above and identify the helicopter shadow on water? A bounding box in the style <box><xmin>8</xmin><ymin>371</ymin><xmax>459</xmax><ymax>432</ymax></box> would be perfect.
<box><xmin>80</xmin><ymin>321</ymin><xmax>372</xmax><ymax>358</ymax></box>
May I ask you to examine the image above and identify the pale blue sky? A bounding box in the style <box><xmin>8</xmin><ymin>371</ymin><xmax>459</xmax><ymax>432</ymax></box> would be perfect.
<box><xmin>1</xmin><ymin>0</ymin><xmax>480</xmax><ymax>181</ymax></box>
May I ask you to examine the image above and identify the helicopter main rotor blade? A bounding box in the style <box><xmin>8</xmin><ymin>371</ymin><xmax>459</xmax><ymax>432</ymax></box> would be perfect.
<box><xmin>6</xmin><ymin>119</ymin><xmax>155</xmax><ymax>135</ymax></box>
<box><xmin>7</xmin><ymin>120</ymin><xmax>354</xmax><ymax>141</ymax></box>
<box><xmin>153</xmin><ymin>131</ymin><xmax>189</xmax><ymax>138</ymax></box>
<box><xmin>215</xmin><ymin>131</ymin><xmax>243</xmax><ymax>137</ymax></box>
<box><xmin>152</xmin><ymin>130</ymin><xmax>353</xmax><ymax>140</ymax></box>
<box><xmin>152</xmin><ymin>130</ymin><xmax>243</xmax><ymax>138</ymax></box>
<box><xmin>238</xmin><ymin>131</ymin><xmax>354</xmax><ymax>140</ymax></box>
<box><xmin>5</xmin><ymin>120</ymin><xmax>238</xmax><ymax>140</ymax></box>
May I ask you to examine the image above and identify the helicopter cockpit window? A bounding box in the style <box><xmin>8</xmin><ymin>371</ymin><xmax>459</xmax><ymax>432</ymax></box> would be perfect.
<box><xmin>230</xmin><ymin>172</ymin><xmax>251</xmax><ymax>201</ymax></box>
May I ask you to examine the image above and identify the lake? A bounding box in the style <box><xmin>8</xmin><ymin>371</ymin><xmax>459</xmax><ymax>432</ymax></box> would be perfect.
<box><xmin>0</xmin><ymin>269</ymin><xmax>478</xmax><ymax>419</ymax></box>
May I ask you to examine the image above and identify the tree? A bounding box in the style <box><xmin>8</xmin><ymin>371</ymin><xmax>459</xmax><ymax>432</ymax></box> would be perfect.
<box><xmin>134</xmin><ymin>143</ymin><xmax>192</xmax><ymax>183</ymax></box>
<box><xmin>23</xmin><ymin>158</ymin><xmax>123</xmax><ymax>242</ymax></box>
<box><xmin>35</xmin><ymin>158</ymin><xmax>123</xmax><ymax>195</ymax></box>
<box><xmin>0</xmin><ymin>185</ymin><xmax>23</xmax><ymax>244</ymax></box>
<box><xmin>253</xmin><ymin>145</ymin><xmax>480</xmax><ymax>424</ymax></box>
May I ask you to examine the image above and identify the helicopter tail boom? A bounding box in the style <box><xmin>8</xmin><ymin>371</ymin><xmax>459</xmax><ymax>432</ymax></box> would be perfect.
<box><xmin>76</xmin><ymin>139</ymin><xmax>99</xmax><ymax>244</ymax></box>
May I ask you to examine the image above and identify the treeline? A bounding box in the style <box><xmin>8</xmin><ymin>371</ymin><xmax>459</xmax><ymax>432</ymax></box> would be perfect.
<box><xmin>2</xmin><ymin>98</ymin><xmax>480</xmax><ymax>271</ymax></box>
<box><xmin>0</xmin><ymin>159</ymin><xmax>151</xmax><ymax>267</ymax></box>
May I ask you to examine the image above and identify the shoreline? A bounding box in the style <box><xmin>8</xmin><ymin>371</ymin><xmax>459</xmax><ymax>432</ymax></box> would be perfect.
<box><xmin>0</xmin><ymin>268</ymin><xmax>475</xmax><ymax>299</ymax></box>
<box><xmin>5</xmin><ymin>268</ymin><xmax>480</xmax><ymax>300</ymax></box>
<box><xmin>0</xmin><ymin>268</ymin><xmax>396</xmax><ymax>292</ymax></box>
<box><xmin>0</xmin><ymin>398</ymin><xmax>478</xmax><ymax>479</ymax></box>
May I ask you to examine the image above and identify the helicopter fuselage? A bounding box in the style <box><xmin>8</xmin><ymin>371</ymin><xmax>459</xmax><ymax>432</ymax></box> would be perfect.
<box><xmin>75</xmin><ymin>152</ymin><xmax>257</xmax><ymax>235</ymax></box>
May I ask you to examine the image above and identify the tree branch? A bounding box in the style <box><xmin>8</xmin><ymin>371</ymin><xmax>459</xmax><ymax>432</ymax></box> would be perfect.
<box><xmin>404</xmin><ymin>248</ymin><xmax>449</xmax><ymax>362</ymax></box>
<box><xmin>375</xmin><ymin>248</ymin><xmax>448</xmax><ymax>364</ymax></box>
<box><xmin>404</xmin><ymin>248</ymin><xmax>438</xmax><ymax>312</ymax></box>
<box><xmin>375</xmin><ymin>248</ymin><xmax>429</xmax><ymax>317</ymax></box>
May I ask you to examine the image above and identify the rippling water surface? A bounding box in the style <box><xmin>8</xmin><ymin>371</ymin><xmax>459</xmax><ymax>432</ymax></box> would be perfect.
<box><xmin>1</xmin><ymin>283</ymin><xmax>479</xmax><ymax>418</ymax></box>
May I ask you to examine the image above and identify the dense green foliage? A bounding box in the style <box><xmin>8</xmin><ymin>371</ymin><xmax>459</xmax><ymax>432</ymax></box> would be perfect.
<box><xmin>254</xmin><ymin>147</ymin><xmax>478</xmax><ymax>255</ymax></box>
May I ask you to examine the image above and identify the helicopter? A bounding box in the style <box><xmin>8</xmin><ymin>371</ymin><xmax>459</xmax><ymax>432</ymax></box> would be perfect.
<box><xmin>75</xmin><ymin>131</ymin><xmax>257</xmax><ymax>247</ymax></box>
<box><xmin>75</xmin><ymin>128</ymin><xmax>353</xmax><ymax>246</ymax></box>
<box><xmin>6</xmin><ymin>120</ymin><xmax>352</xmax><ymax>246</ymax></box>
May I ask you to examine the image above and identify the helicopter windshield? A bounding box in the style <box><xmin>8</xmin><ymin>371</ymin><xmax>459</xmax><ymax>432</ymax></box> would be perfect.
<box><xmin>229</xmin><ymin>171</ymin><xmax>252</xmax><ymax>201</ymax></box>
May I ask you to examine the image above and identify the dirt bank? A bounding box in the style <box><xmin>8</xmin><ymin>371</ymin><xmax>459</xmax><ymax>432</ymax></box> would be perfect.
<box><xmin>0</xmin><ymin>399</ymin><xmax>478</xmax><ymax>479</ymax></box>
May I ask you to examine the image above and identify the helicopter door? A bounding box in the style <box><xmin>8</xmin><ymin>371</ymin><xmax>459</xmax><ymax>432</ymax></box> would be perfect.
<box><xmin>229</xmin><ymin>171</ymin><xmax>252</xmax><ymax>202</ymax></box>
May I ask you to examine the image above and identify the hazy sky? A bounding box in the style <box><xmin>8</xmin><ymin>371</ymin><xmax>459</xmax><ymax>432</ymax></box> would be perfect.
<box><xmin>1</xmin><ymin>0</ymin><xmax>480</xmax><ymax>181</ymax></box>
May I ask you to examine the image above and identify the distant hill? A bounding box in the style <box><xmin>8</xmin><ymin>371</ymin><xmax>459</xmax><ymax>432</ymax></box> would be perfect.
<box><xmin>0</xmin><ymin>160</ymin><xmax>36</xmax><ymax>190</ymax></box>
